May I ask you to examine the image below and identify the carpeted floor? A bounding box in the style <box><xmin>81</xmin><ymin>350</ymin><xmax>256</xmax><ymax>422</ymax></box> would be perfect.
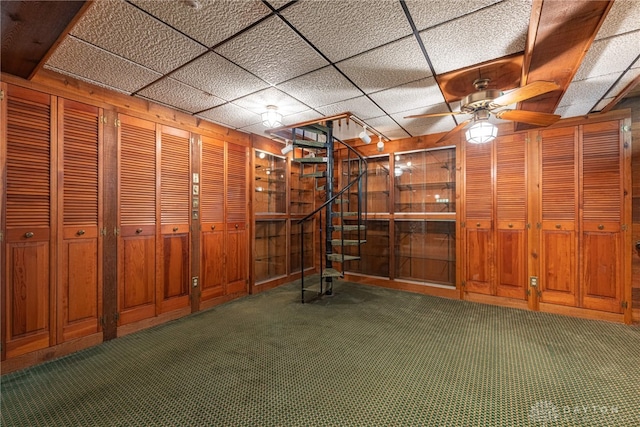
<box><xmin>2</xmin><ymin>279</ymin><xmax>639</xmax><ymax>426</ymax></box>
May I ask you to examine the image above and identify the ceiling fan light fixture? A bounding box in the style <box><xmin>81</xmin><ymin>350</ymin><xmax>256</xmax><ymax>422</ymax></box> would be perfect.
<box><xmin>465</xmin><ymin>120</ymin><xmax>498</xmax><ymax>144</ymax></box>
<box><xmin>262</xmin><ymin>105</ymin><xmax>283</xmax><ymax>128</ymax></box>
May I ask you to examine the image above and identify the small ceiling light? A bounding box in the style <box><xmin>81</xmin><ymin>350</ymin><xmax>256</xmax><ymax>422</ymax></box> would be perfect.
<box><xmin>262</xmin><ymin>105</ymin><xmax>283</xmax><ymax>128</ymax></box>
<box><xmin>376</xmin><ymin>135</ymin><xmax>384</xmax><ymax>152</ymax></box>
<box><xmin>465</xmin><ymin>110</ymin><xmax>497</xmax><ymax>144</ymax></box>
<box><xmin>359</xmin><ymin>125</ymin><xmax>371</xmax><ymax>144</ymax></box>
<box><xmin>281</xmin><ymin>140</ymin><xmax>293</xmax><ymax>155</ymax></box>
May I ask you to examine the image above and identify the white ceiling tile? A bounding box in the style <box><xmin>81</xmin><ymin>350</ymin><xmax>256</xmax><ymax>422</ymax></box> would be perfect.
<box><xmin>392</xmin><ymin>105</ymin><xmax>459</xmax><ymax>136</ymax></box>
<box><xmin>593</xmin><ymin>97</ymin><xmax>614</xmax><ymax>112</ymax></box>
<box><xmin>559</xmin><ymin>73</ymin><xmax>621</xmax><ymax>114</ymax></box>
<box><xmin>130</xmin><ymin>0</ymin><xmax>272</xmax><ymax>47</ymax></box>
<box><xmin>404</xmin><ymin>0</ymin><xmax>502</xmax><ymax>31</ymax></box>
<box><xmin>575</xmin><ymin>30</ymin><xmax>640</xmax><ymax>81</ymax></box>
<box><xmin>556</xmin><ymin>103</ymin><xmax>593</xmax><ymax>119</ymax></box>
<box><xmin>364</xmin><ymin>115</ymin><xmax>411</xmax><ymax>140</ymax></box>
<box><xmin>137</xmin><ymin>78</ymin><xmax>225</xmax><ymax>113</ymax></box>
<box><xmin>71</xmin><ymin>0</ymin><xmax>206</xmax><ymax>74</ymax></box>
<box><xmin>283</xmin><ymin>109</ymin><xmax>325</xmax><ymax>125</ymax></box>
<box><xmin>281</xmin><ymin>0</ymin><xmax>412</xmax><ymax>62</ymax></box>
<box><xmin>336</xmin><ymin>37</ymin><xmax>432</xmax><ymax>94</ymax></box>
<box><xmin>368</xmin><ymin>77</ymin><xmax>446</xmax><ymax>114</ymax></box>
<box><xmin>197</xmin><ymin>103</ymin><xmax>261</xmax><ymax>129</ymax></box>
<box><xmin>277</xmin><ymin>67</ymin><xmax>362</xmax><ymax>108</ymax></box>
<box><xmin>232</xmin><ymin>87</ymin><xmax>310</xmax><ymax>116</ymax></box>
<box><xmin>317</xmin><ymin>96</ymin><xmax>385</xmax><ymax>120</ymax></box>
<box><xmin>420</xmin><ymin>0</ymin><xmax>531</xmax><ymax>74</ymax></box>
<box><xmin>171</xmin><ymin>52</ymin><xmax>269</xmax><ymax>101</ymax></box>
<box><xmin>45</xmin><ymin>36</ymin><xmax>161</xmax><ymax>94</ymax></box>
<box><xmin>214</xmin><ymin>16</ymin><xmax>328</xmax><ymax>85</ymax></box>
<box><xmin>596</xmin><ymin>0</ymin><xmax>640</xmax><ymax>39</ymax></box>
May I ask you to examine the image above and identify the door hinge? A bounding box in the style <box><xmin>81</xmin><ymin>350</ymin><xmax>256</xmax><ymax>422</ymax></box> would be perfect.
<box><xmin>461</xmin><ymin>281</ymin><xmax>466</xmax><ymax>288</ymax></box>
<box><xmin>114</xmin><ymin>228</ymin><xmax>120</xmax><ymax>236</ymax></box>
<box><xmin>536</xmin><ymin>134</ymin><xmax>542</xmax><ymax>143</ymax></box>
<box><xmin>0</xmin><ymin>89</ymin><xmax>4</xmax><ymax>101</ymax></box>
<box><xmin>100</xmin><ymin>115</ymin><xmax>107</xmax><ymax>124</ymax></box>
<box><xmin>99</xmin><ymin>316</ymin><xmax>105</xmax><ymax>327</ymax></box>
<box><xmin>114</xmin><ymin>312</ymin><xmax>120</xmax><ymax>322</ymax></box>
<box><xmin>0</xmin><ymin>231</ymin><xmax>3</xmax><ymax>242</ymax></box>
<box><xmin>100</xmin><ymin>228</ymin><xmax>107</xmax><ymax>236</ymax></box>
<box><xmin>114</xmin><ymin>118</ymin><xmax>121</xmax><ymax>127</ymax></box>
<box><xmin>621</xmin><ymin>224</ymin><xmax>627</xmax><ymax>231</ymax></box>
<box><xmin>461</xmin><ymin>222</ymin><xmax>466</xmax><ymax>228</ymax></box>
<box><xmin>621</xmin><ymin>301</ymin><xmax>628</xmax><ymax>309</ymax></box>
<box><xmin>526</xmin><ymin>223</ymin><xmax>531</xmax><ymax>229</ymax></box>
<box><xmin>536</xmin><ymin>222</ymin><xmax>542</xmax><ymax>229</ymax></box>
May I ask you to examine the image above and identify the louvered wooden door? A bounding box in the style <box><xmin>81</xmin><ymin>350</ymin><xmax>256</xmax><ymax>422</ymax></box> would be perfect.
<box><xmin>3</xmin><ymin>86</ymin><xmax>54</xmax><ymax>358</ymax></box>
<box><xmin>158</xmin><ymin>126</ymin><xmax>190</xmax><ymax>314</ymax></box>
<box><xmin>200</xmin><ymin>135</ymin><xmax>225</xmax><ymax>305</ymax></box>
<box><xmin>57</xmin><ymin>99</ymin><xmax>103</xmax><ymax>341</ymax></box>
<box><xmin>225</xmin><ymin>143</ymin><xmax>248</xmax><ymax>295</ymax></box>
<box><xmin>580</xmin><ymin>122</ymin><xmax>623</xmax><ymax>313</ymax></box>
<box><xmin>463</xmin><ymin>141</ymin><xmax>493</xmax><ymax>295</ymax></box>
<box><xmin>495</xmin><ymin>134</ymin><xmax>527</xmax><ymax>299</ymax></box>
<box><xmin>539</xmin><ymin>127</ymin><xmax>578</xmax><ymax>307</ymax></box>
<box><xmin>117</xmin><ymin>115</ymin><xmax>156</xmax><ymax>325</ymax></box>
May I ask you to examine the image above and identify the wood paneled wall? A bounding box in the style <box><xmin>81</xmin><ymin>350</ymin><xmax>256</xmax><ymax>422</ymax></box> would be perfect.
<box><xmin>1</xmin><ymin>74</ymin><xmax>251</xmax><ymax>373</ymax></box>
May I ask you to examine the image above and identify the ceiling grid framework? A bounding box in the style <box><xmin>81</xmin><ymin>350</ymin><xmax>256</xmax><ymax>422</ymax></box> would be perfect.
<box><xmin>30</xmin><ymin>0</ymin><xmax>640</xmax><ymax>142</ymax></box>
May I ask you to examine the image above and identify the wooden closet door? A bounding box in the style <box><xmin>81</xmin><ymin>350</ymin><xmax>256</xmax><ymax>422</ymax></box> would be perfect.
<box><xmin>200</xmin><ymin>135</ymin><xmax>225</xmax><ymax>305</ymax></box>
<box><xmin>539</xmin><ymin>127</ymin><xmax>578</xmax><ymax>307</ymax></box>
<box><xmin>57</xmin><ymin>99</ymin><xmax>103</xmax><ymax>342</ymax></box>
<box><xmin>580</xmin><ymin>121</ymin><xmax>624</xmax><ymax>312</ymax></box>
<box><xmin>3</xmin><ymin>86</ymin><xmax>54</xmax><ymax>358</ymax></box>
<box><xmin>117</xmin><ymin>115</ymin><xmax>156</xmax><ymax>326</ymax></box>
<box><xmin>463</xmin><ymin>141</ymin><xmax>493</xmax><ymax>295</ymax></box>
<box><xmin>226</xmin><ymin>143</ymin><xmax>248</xmax><ymax>295</ymax></box>
<box><xmin>158</xmin><ymin>126</ymin><xmax>191</xmax><ymax>314</ymax></box>
<box><xmin>495</xmin><ymin>133</ymin><xmax>527</xmax><ymax>299</ymax></box>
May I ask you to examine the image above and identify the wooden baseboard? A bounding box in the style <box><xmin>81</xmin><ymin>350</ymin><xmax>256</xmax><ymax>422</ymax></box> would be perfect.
<box><xmin>539</xmin><ymin>303</ymin><xmax>625</xmax><ymax>323</ymax></box>
<box><xmin>343</xmin><ymin>274</ymin><xmax>459</xmax><ymax>299</ymax></box>
<box><xmin>198</xmin><ymin>291</ymin><xmax>248</xmax><ymax>311</ymax></box>
<box><xmin>251</xmin><ymin>268</ymin><xmax>316</xmax><ymax>295</ymax></box>
<box><xmin>463</xmin><ymin>292</ymin><xmax>529</xmax><ymax>310</ymax></box>
<box><xmin>117</xmin><ymin>306</ymin><xmax>191</xmax><ymax>338</ymax></box>
<box><xmin>1</xmin><ymin>333</ymin><xmax>103</xmax><ymax>375</ymax></box>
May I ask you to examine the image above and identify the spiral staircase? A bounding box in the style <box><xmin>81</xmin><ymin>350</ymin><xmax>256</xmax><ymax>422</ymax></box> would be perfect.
<box><xmin>288</xmin><ymin>121</ymin><xmax>368</xmax><ymax>303</ymax></box>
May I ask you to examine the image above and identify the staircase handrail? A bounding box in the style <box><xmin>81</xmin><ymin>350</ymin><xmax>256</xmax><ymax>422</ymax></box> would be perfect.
<box><xmin>296</xmin><ymin>137</ymin><xmax>367</xmax><ymax>225</ymax></box>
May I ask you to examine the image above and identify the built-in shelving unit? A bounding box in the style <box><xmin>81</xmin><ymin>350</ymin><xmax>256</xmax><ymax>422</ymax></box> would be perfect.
<box><xmin>340</xmin><ymin>147</ymin><xmax>456</xmax><ymax>286</ymax></box>
<box><xmin>254</xmin><ymin>151</ymin><xmax>287</xmax><ymax>214</ymax></box>
<box><xmin>254</xmin><ymin>220</ymin><xmax>287</xmax><ymax>283</ymax></box>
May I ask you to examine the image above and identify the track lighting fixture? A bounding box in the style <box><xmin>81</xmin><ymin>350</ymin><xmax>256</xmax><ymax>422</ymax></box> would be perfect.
<box><xmin>359</xmin><ymin>125</ymin><xmax>371</xmax><ymax>144</ymax></box>
<box><xmin>376</xmin><ymin>135</ymin><xmax>384</xmax><ymax>152</ymax></box>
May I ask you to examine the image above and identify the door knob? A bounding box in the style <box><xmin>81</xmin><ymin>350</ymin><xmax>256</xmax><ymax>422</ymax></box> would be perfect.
<box><xmin>77</xmin><ymin>229</ymin><xmax>85</xmax><ymax>236</ymax></box>
<box><xmin>24</xmin><ymin>232</ymin><xmax>34</xmax><ymax>238</ymax></box>
<box><xmin>136</xmin><ymin>228</ymin><xmax>143</xmax><ymax>234</ymax></box>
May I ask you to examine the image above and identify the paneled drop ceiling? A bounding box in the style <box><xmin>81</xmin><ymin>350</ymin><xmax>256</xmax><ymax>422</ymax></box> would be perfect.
<box><xmin>2</xmin><ymin>0</ymin><xmax>639</xmax><ymax>142</ymax></box>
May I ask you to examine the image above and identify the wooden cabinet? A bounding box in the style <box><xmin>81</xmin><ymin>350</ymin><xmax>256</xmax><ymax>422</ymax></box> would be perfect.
<box><xmin>57</xmin><ymin>98</ymin><xmax>103</xmax><ymax>342</ymax></box>
<box><xmin>290</xmin><ymin>162</ymin><xmax>315</xmax><ymax>215</ymax></box>
<box><xmin>462</xmin><ymin>133</ymin><xmax>528</xmax><ymax>299</ymax></box>
<box><xmin>580</xmin><ymin>121</ymin><xmax>624</xmax><ymax>313</ymax></box>
<box><xmin>3</xmin><ymin>86</ymin><xmax>54</xmax><ymax>359</ymax></box>
<box><xmin>344</xmin><ymin>220</ymin><xmax>390</xmax><ymax>277</ymax></box>
<box><xmin>538</xmin><ymin>127</ymin><xmax>579</xmax><ymax>306</ymax></box>
<box><xmin>199</xmin><ymin>137</ymin><xmax>249</xmax><ymax>307</ymax></box>
<box><xmin>345</xmin><ymin>156</ymin><xmax>389</xmax><ymax>213</ymax></box>
<box><xmin>290</xmin><ymin>220</ymin><xmax>314</xmax><ymax>273</ymax></box>
<box><xmin>117</xmin><ymin>114</ymin><xmax>157</xmax><ymax>326</ymax></box>
<box><xmin>158</xmin><ymin>125</ymin><xmax>191</xmax><ymax>314</ymax></box>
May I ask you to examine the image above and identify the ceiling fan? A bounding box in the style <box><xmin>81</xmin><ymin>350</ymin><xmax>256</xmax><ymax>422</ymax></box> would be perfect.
<box><xmin>406</xmin><ymin>79</ymin><xmax>562</xmax><ymax>143</ymax></box>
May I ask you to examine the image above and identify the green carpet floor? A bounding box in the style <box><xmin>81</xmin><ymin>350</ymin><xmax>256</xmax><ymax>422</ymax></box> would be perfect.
<box><xmin>2</xmin><ymin>279</ymin><xmax>639</xmax><ymax>426</ymax></box>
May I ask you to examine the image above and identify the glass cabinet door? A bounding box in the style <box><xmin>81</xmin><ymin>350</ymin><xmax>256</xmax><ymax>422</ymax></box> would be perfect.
<box><xmin>255</xmin><ymin>220</ymin><xmax>287</xmax><ymax>282</ymax></box>
<box><xmin>343</xmin><ymin>156</ymin><xmax>389</xmax><ymax>213</ymax></box>
<box><xmin>394</xmin><ymin>148</ymin><xmax>455</xmax><ymax>213</ymax></box>
<box><xmin>290</xmin><ymin>162</ymin><xmax>315</xmax><ymax>215</ymax></box>
<box><xmin>254</xmin><ymin>150</ymin><xmax>287</xmax><ymax>214</ymax></box>
<box><xmin>394</xmin><ymin>220</ymin><xmax>455</xmax><ymax>286</ymax></box>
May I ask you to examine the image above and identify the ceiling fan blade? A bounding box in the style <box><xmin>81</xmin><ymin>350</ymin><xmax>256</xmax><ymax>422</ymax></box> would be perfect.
<box><xmin>404</xmin><ymin>111</ymin><xmax>461</xmax><ymax>119</ymax></box>
<box><xmin>495</xmin><ymin>109</ymin><xmax>561</xmax><ymax>127</ymax></box>
<box><xmin>435</xmin><ymin>119</ymin><xmax>471</xmax><ymax>144</ymax></box>
<box><xmin>492</xmin><ymin>81</ymin><xmax>560</xmax><ymax>107</ymax></box>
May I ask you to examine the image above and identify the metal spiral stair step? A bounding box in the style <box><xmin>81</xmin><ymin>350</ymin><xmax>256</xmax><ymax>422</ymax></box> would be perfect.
<box><xmin>292</xmin><ymin>157</ymin><xmax>327</xmax><ymax>163</ymax></box>
<box><xmin>326</xmin><ymin>253</ymin><xmax>360</xmax><ymax>262</ymax></box>
<box><xmin>332</xmin><ymin>225</ymin><xmax>366</xmax><ymax>231</ymax></box>
<box><xmin>292</xmin><ymin>139</ymin><xmax>327</xmax><ymax>149</ymax></box>
<box><xmin>321</xmin><ymin>268</ymin><xmax>343</xmax><ymax>278</ymax></box>
<box><xmin>331</xmin><ymin>211</ymin><xmax>359</xmax><ymax>216</ymax></box>
<box><xmin>331</xmin><ymin>239</ymin><xmax>366</xmax><ymax>246</ymax></box>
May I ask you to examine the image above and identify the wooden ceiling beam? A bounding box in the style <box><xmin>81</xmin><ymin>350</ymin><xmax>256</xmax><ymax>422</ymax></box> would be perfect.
<box><xmin>1</xmin><ymin>1</ymin><xmax>89</xmax><ymax>79</ymax></box>
<box><xmin>516</xmin><ymin>0</ymin><xmax>613</xmax><ymax>131</ymax></box>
